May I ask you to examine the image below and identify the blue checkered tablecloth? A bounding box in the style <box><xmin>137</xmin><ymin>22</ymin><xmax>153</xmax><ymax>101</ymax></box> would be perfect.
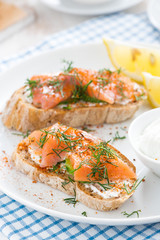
<box><xmin>0</xmin><ymin>12</ymin><xmax>160</xmax><ymax>240</ymax></box>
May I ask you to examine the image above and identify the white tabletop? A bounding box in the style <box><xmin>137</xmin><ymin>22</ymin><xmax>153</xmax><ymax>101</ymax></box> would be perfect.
<box><xmin>0</xmin><ymin>0</ymin><xmax>148</xmax><ymax>239</ymax></box>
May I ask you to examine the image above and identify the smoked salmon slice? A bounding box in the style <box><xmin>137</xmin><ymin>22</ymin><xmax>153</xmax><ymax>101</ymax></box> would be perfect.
<box><xmin>26</xmin><ymin>67</ymin><xmax>146</xmax><ymax>110</ymax></box>
<box><xmin>70</xmin><ymin>68</ymin><xmax>144</xmax><ymax>105</ymax></box>
<box><xmin>26</xmin><ymin>123</ymin><xmax>136</xmax><ymax>182</ymax></box>
<box><xmin>29</xmin><ymin>74</ymin><xmax>75</xmax><ymax>109</ymax></box>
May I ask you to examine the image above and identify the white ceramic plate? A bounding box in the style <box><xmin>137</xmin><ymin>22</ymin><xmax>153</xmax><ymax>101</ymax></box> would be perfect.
<box><xmin>0</xmin><ymin>43</ymin><xmax>160</xmax><ymax>226</ymax></box>
<box><xmin>147</xmin><ymin>0</ymin><xmax>160</xmax><ymax>31</ymax></box>
<box><xmin>40</xmin><ymin>0</ymin><xmax>143</xmax><ymax>16</ymax></box>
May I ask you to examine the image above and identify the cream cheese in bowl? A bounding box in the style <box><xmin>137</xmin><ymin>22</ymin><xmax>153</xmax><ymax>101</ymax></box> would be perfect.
<box><xmin>139</xmin><ymin>118</ymin><xmax>160</xmax><ymax>160</ymax></box>
<box><xmin>128</xmin><ymin>108</ymin><xmax>160</xmax><ymax>178</ymax></box>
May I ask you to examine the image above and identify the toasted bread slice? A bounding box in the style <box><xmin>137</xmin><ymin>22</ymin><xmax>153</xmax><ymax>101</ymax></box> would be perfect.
<box><xmin>11</xmin><ymin>136</ymin><xmax>136</xmax><ymax>211</ymax></box>
<box><xmin>2</xmin><ymin>87</ymin><xmax>141</xmax><ymax>133</ymax></box>
<box><xmin>76</xmin><ymin>146</ymin><xmax>136</xmax><ymax>211</ymax></box>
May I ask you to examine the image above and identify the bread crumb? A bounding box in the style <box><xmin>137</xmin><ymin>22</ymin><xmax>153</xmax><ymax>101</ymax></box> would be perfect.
<box><xmin>32</xmin><ymin>180</ymin><xmax>37</xmax><ymax>183</ymax></box>
<box><xmin>2</xmin><ymin>156</ymin><xmax>8</xmax><ymax>163</ymax></box>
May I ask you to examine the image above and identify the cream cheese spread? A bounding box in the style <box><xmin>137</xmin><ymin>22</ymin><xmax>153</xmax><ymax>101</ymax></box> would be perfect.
<box><xmin>139</xmin><ymin>118</ymin><xmax>160</xmax><ymax>160</ymax></box>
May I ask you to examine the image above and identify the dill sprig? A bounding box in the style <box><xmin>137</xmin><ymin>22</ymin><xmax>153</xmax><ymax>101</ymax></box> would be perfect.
<box><xmin>48</xmin><ymin>160</ymin><xmax>65</xmax><ymax>173</ymax></box>
<box><xmin>120</xmin><ymin>127</ymin><xmax>127</xmax><ymax>132</ymax></box>
<box><xmin>61</xmin><ymin>176</ymin><xmax>75</xmax><ymax>190</ymax></box>
<box><xmin>96</xmin><ymin>182</ymin><xmax>115</xmax><ymax>191</ymax></box>
<box><xmin>82</xmin><ymin>126</ymin><xmax>94</xmax><ymax>133</ymax></box>
<box><xmin>64</xmin><ymin>190</ymin><xmax>78</xmax><ymax>207</ymax></box>
<box><xmin>48</xmin><ymin>79</ymin><xmax>64</xmax><ymax>97</ymax></box>
<box><xmin>79</xmin><ymin>181</ymin><xmax>115</xmax><ymax>191</ymax></box>
<box><xmin>63</xmin><ymin>59</ymin><xmax>74</xmax><ymax>73</ymax></box>
<box><xmin>60</xmin><ymin>80</ymin><xmax>104</xmax><ymax>105</ymax></box>
<box><xmin>98</xmin><ymin>68</ymin><xmax>112</xmax><ymax>74</ymax></box>
<box><xmin>97</xmin><ymin>77</ymin><xmax>110</xmax><ymax>88</ymax></box>
<box><xmin>81</xmin><ymin>211</ymin><xmax>87</xmax><ymax>217</ymax></box>
<box><xmin>134</xmin><ymin>92</ymin><xmax>145</xmax><ymax>101</ymax></box>
<box><xmin>112</xmin><ymin>131</ymin><xmax>126</xmax><ymax>142</ymax></box>
<box><xmin>86</xmin><ymin>141</ymin><xmax>119</xmax><ymax>183</ymax></box>
<box><xmin>39</xmin><ymin>128</ymin><xmax>82</xmax><ymax>158</ymax></box>
<box><xmin>12</xmin><ymin>130</ymin><xmax>31</xmax><ymax>139</ymax></box>
<box><xmin>25</xmin><ymin>79</ymin><xmax>40</xmax><ymax>98</ymax></box>
<box><xmin>121</xmin><ymin>210</ymin><xmax>141</xmax><ymax>218</ymax></box>
<box><xmin>117</xmin><ymin>68</ymin><xmax>121</xmax><ymax>74</ymax></box>
<box><xmin>122</xmin><ymin>177</ymin><xmax>145</xmax><ymax>195</ymax></box>
<box><xmin>37</xmin><ymin>131</ymin><xmax>49</xmax><ymax>148</ymax></box>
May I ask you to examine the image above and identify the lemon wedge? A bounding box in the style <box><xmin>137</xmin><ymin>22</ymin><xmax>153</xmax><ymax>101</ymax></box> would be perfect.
<box><xmin>103</xmin><ymin>38</ymin><xmax>160</xmax><ymax>84</ymax></box>
<box><xmin>142</xmin><ymin>72</ymin><xmax>160</xmax><ymax>107</ymax></box>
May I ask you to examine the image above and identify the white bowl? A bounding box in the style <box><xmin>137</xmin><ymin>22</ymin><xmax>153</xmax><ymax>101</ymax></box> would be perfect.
<box><xmin>128</xmin><ymin>108</ymin><xmax>160</xmax><ymax>178</ymax></box>
<box><xmin>73</xmin><ymin>0</ymin><xmax>113</xmax><ymax>5</ymax></box>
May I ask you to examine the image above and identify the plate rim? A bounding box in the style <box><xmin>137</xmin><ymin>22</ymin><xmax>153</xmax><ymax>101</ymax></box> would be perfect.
<box><xmin>1</xmin><ymin>178</ymin><xmax>160</xmax><ymax>226</ymax></box>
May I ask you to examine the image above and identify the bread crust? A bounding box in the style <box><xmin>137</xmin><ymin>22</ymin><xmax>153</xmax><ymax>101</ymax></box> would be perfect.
<box><xmin>12</xmin><ymin>146</ymin><xmax>75</xmax><ymax>196</ymax></box>
<box><xmin>11</xmin><ymin>139</ymin><xmax>136</xmax><ymax>211</ymax></box>
<box><xmin>2</xmin><ymin>87</ymin><xmax>141</xmax><ymax>132</ymax></box>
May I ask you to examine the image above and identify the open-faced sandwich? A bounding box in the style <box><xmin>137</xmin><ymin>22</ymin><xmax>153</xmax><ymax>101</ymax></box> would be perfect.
<box><xmin>12</xmin><ymin>123</ymin><xmax>138</xmax><ymax>211</ymax></box>
<box><xmin>2</xmin><ymin>66</ymin><xmax>146</xmax><ymax>133</ymax></box>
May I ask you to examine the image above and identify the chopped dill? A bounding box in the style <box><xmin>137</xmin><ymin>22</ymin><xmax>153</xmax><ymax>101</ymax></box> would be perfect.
<box><xmin>117</xmin><ymin>68</ymin><xmax>121</xmax><ymax>74</ymax></box>
<box><xmin>64</xmin><ymin>190</ymin><xmax>78</xmax><ymax>207</ymax></box>
<box><xmin>97</xmin><ymin>77</ymin><xmax>110</xmax><ymax>88</ymax></box>
<box><xmin>112</xmin><ymin>131</ymin><xmax>126</xmax><ymax>142</ymax></box>
<box><xmin>48</xmin><ymin>79</ymin><xmax>64</xmax><ymax>97</ymax></box>
<box><xmin>82</xmin><ymin>126</ymin><xmax>94</xmax><ymax>133</ymax></box>
<box><xmin>48</xmin><ymin>161</ymin><xmax>65</xmax><ymax>173</ymax></box>
<box><xmin>37</xmin><ymin>131</ymin><xmax>49</xmax><ymax>148</ymax></box>
<box><xmin>98</xmin><ymin>68</ymin><xmax>112</xmax><ymax>74</ymax></box>
<box><xmin>135</xmin><ymin>92</ymin><xmax>145</xmax><ymax>101</ymax></box>
<box><xmin>120</xmin><ymin>127</ymin><xmax>127</xmax><ymax>132</ymax></box>
<box><xmin>81</xmin><ymin>211</ymin><xmax>87</xmax><ymax>217</ymax></box>
<box><xmin>25</xmin><ymin>79</ymin><xmax>40</xmax><ymax>98</ymax></box>
<box><xmin>60</xmin><ymin>80</ymin><xmax>105</xmax><ymax>104</ymax></box>
<box><xmin>97</xmin><ymin>182</ymin><xmax>115</xmax><ymax>191</ymax></box>
<box><xmin>122</xmin><ymin>177</ymin><xmax>145</xmax><ymax>195</ymax></box>
<box><xmin>61</xmin><ymin>176</ymin><xmax>75</xmax><ymax>190</ymax></box>
<box><xmin>62</xmin><ymin>59</ymin><xmax>74</xmax><ymax>73</ymax></box>
<box><xmin>39</xmin><ymin>128</ymin><xmax>82</xmax><ymax>158</ymax></box>
<box><xmin>121</xmin><ymin>210</ymin><xmax>141</xmax><ymax>218</ymax></box>
<box><xmin>86</xmin><ymin>141</ymin><xmax>119</xmax><ymax>183</ymax></box>
<box><xmin>12</xmin><ymin>130</ymin><xmax>31</xmax><ymax>139</ymax></box>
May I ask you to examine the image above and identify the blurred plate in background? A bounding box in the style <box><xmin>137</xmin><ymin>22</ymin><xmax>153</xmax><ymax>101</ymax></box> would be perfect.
<box><xmin>40</xmin><ymin>0</ymin><xmax>143</xmax><ymax>16</ymax></box>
